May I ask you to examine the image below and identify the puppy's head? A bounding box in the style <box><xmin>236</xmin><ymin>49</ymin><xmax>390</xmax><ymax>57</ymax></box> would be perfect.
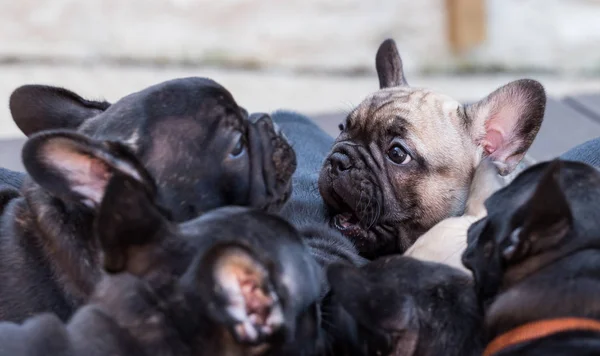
<box><xmin>318</xmin><ymin>39</ymin><xmax>546</xmax><ymax>259</ymax></box>
<box><xmin>324</xmin><ymin>257</ymin><xmax>482</xmax><ymax>356</ymax></box>
<box><xmin>13</xmin><ymin>78</ymin><xmax>295</xmax><ymax>220</ymax></box>
<box><xmin>462</xmin><ymin>159</ymin><xmax>600</xmax><ymax>307</ymax></box>
<box><xmin>89</xmin><ymin>173</ymin><xmax>322</xmax><ymax>356</ymax></box>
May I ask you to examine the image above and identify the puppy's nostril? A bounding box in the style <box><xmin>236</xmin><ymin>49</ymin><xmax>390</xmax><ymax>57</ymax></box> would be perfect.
<box><xmin>330</xmin><ymin>152</ymin><xmax>352</xmax><ymax>174</ymax></box>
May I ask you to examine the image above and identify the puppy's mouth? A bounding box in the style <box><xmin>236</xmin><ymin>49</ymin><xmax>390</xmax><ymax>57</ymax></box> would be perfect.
<box><xmin>333</xmin><ymin>212</ymin><xmax>366</xmax><ymax>239</ymax></box>
<box><xmin>323</xmin><ymin>185</ymin><xmax>379</xmax><ymax>244</ymax></box>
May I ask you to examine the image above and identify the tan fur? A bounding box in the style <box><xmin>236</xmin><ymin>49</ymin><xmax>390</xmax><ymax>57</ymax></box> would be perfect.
<box><xmin>348</xmin><ymin>87</ymin><xmax>477</xmax><ymax>231</ymax></box>
<box><xmin>405</xmin><ymin>158</ymin><xmax>504</xmax><ymax>273</ymax></box>
<box><xmin>321</xmin><ymin>39</ymin><xmax>545</xmax><ymax>257</ymax></box>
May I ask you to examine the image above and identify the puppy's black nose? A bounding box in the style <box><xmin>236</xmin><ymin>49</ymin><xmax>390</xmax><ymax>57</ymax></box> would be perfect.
<box><xmin>330</xmin><ymin>152</ymin><xmax>352</xmax><ymax>175</ymax></box>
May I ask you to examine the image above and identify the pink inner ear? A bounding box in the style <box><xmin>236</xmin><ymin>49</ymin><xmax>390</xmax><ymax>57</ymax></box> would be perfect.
<box><xmin>481</xmin><ymin>103</ymin><xmax>520</xmax><ymax>158</ymax></box>
<box><xmin>483</xmin><ymin>129</ymin><xmax>503</xmax><ymax>156</ymax></box>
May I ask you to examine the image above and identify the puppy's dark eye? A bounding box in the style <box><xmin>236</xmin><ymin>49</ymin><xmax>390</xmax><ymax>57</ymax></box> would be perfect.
<box><xmin>387</xmin><ymin>145</ymin><xmax>411</xmax><ymax>165</ymax></box>
<box><xmin>338</xmin><ymin>123</ymin><xmax>345</xmax><ymax>131</ymax></box>
<box><xmin>230</xmin><ymin>134</ymin><xmax>246</xmax><ymax>158</ymax></box>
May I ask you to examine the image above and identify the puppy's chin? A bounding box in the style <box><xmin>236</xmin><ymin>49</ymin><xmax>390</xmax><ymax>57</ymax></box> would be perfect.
<box><xmin>319</xmin><ymin>163</ymin><xmax>406</xmax><ymax>259</ymax></box>
<box><xmin>332</xmin><ymin>212</ymin><xmax>367</xmax><ymax>239</ymax></box>
<box><xmin>329</xmin><ymin>212</ymin><xmax>400</xmax><ymax>260</ymax></box>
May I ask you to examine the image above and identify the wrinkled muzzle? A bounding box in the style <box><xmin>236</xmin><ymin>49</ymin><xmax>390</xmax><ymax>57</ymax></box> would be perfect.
<box><xmin>319</xmin><ymin>144</ymin><xmax>385</xmax><ymax>251</ymax></box>
<box><xmin>247</xmin><ymin>113</ymin><xmax>296</xmax><ymax>213</ymax></box>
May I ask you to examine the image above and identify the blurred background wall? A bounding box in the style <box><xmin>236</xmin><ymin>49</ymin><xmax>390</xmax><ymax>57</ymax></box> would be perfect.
<box><xmin>2</xmin><ymin>0</ymin><xmax>600</xmax><ymax>156</ymax></box>
<box><xmin>3</xmin><ymin>0</ymin><xmax>600</xmax><ymax>75</ymax></box>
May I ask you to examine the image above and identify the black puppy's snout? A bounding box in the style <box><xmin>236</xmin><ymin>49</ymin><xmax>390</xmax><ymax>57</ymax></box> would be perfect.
<box><xmin>330</xmin><ymin>152</ymin><xmax>352</xmax><ymax>175</ymax></box>
<box><xmin>249</xmin><ymin>112</ymin><xmax>283</xmax><ymax>136</ymax></box>
<box><xmin>249</xmin><ymin>112</ymin><xmax>271</xmax><ymax>125</ymax></box>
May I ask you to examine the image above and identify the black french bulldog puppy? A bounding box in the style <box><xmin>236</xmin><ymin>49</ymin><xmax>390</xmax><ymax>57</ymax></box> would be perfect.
<box><xmin>0</xmin><ymin>78</ymin><xmax>296</xmax><ymax>322</ymax></box>
<box><xmin>0</xmin><ymin>168</ymin><xmax>321</xmax><ymax>356</ymax></box>
<box><xmin>321</xmin><ymin>257</ymin><xmax>482</xmax><ymax>356</ymax></box>
<box><xmin>462</xmin><ymin>159</ymin><xmax>600</xmax><ymax>355</ymax></box>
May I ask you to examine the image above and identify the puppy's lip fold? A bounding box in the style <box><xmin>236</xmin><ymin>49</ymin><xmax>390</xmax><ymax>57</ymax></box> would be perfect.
<box><xmin>334</xmin><ymin>212</ymin><xmax>355</xmax><ymax>229</ymax></box>
<box><xmin>333</xmin><ymin>212</ymin><xmax>366</xmax><ymax>238</ymax></box>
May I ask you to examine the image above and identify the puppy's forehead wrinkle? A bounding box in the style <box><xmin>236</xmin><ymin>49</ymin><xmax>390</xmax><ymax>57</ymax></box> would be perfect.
<box><xmin>368</xmin><ymin>141</ymin><xmax>385</xmax><ymax>171</ymax></box>
<box><xmin>352</xmin><ymin>88</ymin><xmax>462</xmax><ymax>146</ymax></box>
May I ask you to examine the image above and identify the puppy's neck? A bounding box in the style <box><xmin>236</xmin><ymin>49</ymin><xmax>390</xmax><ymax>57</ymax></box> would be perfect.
<box><xmin>485</xmin><ymin>249</ymin><xmax>600</xmax><ymax>340</ymax></box>
<box><xmin>21</xmin><ymin>181</ymin><xmax>101</xmax><ymax>304</ymax></box>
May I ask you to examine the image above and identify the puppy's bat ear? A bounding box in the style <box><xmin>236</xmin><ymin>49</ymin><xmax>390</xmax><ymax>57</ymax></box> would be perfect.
<box><xmin>326</xmin><ymin>263</ymin><xmax>419</xmax><ymax>353</ymax></box>
<box><xmin>10</xmin><ymin>85</ymin><xmax>110</xmax><ymax>136</ymax></box>
<box><xmin>95</xmin><ymin>172</ymin><xmax>171</xmax><ymax>273</ymax></box>
<box><xmin>465</xmin><ymin>157</ymin><xmax>504</xmax><ymax>218</ymax></box>
<box><xmin>22</xmin><ymin>130</ymin><xmax>154</xmax><ymax>209</ymax></box>
<box><xmin>466</xmin><ymin>79</ymin><xmax>546</xmax><ymax>176</ymax></box>
<box><xmin>186</xmin><ymin>242</ymin><xmax>286</xmax><ymax>344</ymax></box>
<box><xmin>502</xmin><ymin>160</ymin><xmax>572</xmax><ymax>261</ymax></box>
<box><xmin>375</xmin><ymin>39</ymin><xmax>409</xmax><ymax>88</ymax></box>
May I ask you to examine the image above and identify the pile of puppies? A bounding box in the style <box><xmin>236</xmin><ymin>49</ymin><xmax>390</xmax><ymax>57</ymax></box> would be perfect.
<box><xmin>0</xmin><ymin>39</ymin><xmax>598</xmax><ymax>356</ymax></box>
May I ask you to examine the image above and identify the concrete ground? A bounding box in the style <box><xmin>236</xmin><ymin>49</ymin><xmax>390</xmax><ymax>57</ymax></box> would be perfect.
<box><xmin>2</xmin><ymin>64</ymin><xmax>600</xmax><ymax>171</ymax></box>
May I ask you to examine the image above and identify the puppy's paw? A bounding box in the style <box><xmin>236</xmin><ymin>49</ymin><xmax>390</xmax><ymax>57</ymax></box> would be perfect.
<box><xmin>212</xmin><ymin>245</ymin><xmax>285</xmax><ymax>344</ymax></box>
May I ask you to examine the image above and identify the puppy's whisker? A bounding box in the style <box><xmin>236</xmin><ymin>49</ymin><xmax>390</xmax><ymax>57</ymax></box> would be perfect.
<box><xmin>357</xmin><ymin>190</ymin><xmax>370</xmax><ymax>225</ymax></box>
<box><xmin>341</xmin><ymin>101</ymin><xmax>356</xmax><ymax>114</ymax></box>
<box><xmin>368</xmin><ymin>198</ymin><xmax>381</xmax><ymax>230</ymax></box>
<box><xmin>365</xmin><ymin>193</ymin><xmax>376</xmax><ymax>228</ymax></box>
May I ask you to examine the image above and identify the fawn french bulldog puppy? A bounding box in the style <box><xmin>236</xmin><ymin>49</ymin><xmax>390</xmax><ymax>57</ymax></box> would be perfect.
<box><xmin>319</xmin><ymin>38</ymin><xmax>546</xmax><ymax>259</ymax></box>
<box><xmin>0</xmin><ymin>78</ymin><xmax>295</xmax><ymax>322</ymax></box>
<box><xmin>463</xmin><ymin>160</ymin><xmax>600</xmax><ymax>355</ymax></box>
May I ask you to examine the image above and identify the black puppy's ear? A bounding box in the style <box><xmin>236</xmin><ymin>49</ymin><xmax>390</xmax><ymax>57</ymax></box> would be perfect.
<box><xmin>189</xmin><ymin>242</ymin><xmax>285</xmax><ymax>344</ymax></box>
<box><xmin>327</xmin><ymin>263</ymin><xmax>419</xmax><ymax>353</ymax></box>
<box><xmin>502</xmin><ymin>160</ymin><xmax>572</xmax><ymax>261</ymax></box>
<box><xmin>96</xmin><ymin>173</ymin><xmax>169</xmax><ymax>273</ymax></box>
<box><xmin>466</xmin><ymin>79</ymin><xmax>546</xmax><ymax>176</ymax></box>
<box><xmin>10</xmin><ymin>85</ymin><xmax>110</xmax><ymax>136</ymax></box>
<box><xmin>375</xmin><ymin>39</ymin><xmax>409</xmax><ymax>89</ymax></box>
<box><xmin>22</xmin><ymin>130</ymin><xmax>153</xmax><ymax>209</ymax></box>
